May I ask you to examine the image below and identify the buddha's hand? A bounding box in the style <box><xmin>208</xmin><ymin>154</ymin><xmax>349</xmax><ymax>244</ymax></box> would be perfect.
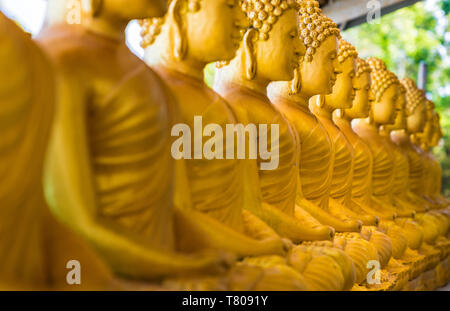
<box><xmin>281</xmin><ymin>238</ymin><xmax>295</xmax><ymax>251</ymax></box>
<box><xmin>194</xmin><ymin>249</ymin><xmax>237</xmax><ymax>272</ymax></box>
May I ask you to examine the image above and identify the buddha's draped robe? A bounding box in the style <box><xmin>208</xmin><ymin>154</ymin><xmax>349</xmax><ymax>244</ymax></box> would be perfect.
<box><xmin>155</xmin><ymin>68</ymin><xmax>247</xmax><ymax>232</ymax></box>
<box><xmin>315</xmin><ymin>114</ymin><xmax>354</xmax><ymax>207</ymax></box>
<box><xmin>334</xmin><ymin>118</ymin><xmax>374</xmax><ymax>208</ymax></box>
<box><xmin>214</xmin><ymin>83</ymin><xmax>355</xmax><ymax>290</ymax></box>
<box><xmin>39</xmin><ymin>25</ymin><xmax>176</xmax><ymax>250</ymax></box>
<box><xmin>353</xmin><ymin>121</ymin><xmax>396</xmax><ymax>204</ymax></box>
<box><xmin>214</xmin><ymin>84</ymin><xmax>298</xmax><ymax>216</ymax></box>
<box><xmin>0</xmin><ymin>14</ymin><xmax>110</xmax><ymax>289</ymax></box>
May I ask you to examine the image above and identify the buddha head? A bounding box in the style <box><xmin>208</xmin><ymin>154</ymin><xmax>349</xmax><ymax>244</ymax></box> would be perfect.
<box><xmin>141</xmin><ymin>0</ymin><xmax>248</xmax><ymax>66</ymax></box>
<box><xmin>216</xmin><ymin>0</ymin><xmax>304</xmax><ymax>87</ymax></box>
<box><xmin>268</xmin><ymin>0</ymin><xmax>341</xmax><ymax>100</ymax></box>
<box><xmin>387</xmin><ymin>82</ymin><xmax>407</xmax><ymax>131</ymax></box>
<box><xmin>46</xmin><ymin>0</ymin><xmax>168</xmax><ymax>26</ymax></box>
<box><xmin>367</xmin><ymin>57</ymin><xmax>398</xmax><ymax>125</ymax></box>
<box><xmin>401</xmin><ymin>78</ymin><xmax>427</xmax><ymax>134</ymax></box>
<box><xmin>296</xmin><ymin>0</ymin><xmax>341</xmax><ymax>98</ymax></box>
<box><xmin>324</xmin><ymin>40</ymin><xmax>358</xmax><ymax>110</ymax></box>
<box><xmin>344</xmin><ymin>58</ymin><xmax>372</xmax><ymax>119</ymax></box>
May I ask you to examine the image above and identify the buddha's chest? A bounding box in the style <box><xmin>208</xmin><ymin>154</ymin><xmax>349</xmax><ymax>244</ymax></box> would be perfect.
<box><xmin>352</xmin><ymin>140</ymin><xmax>372</xmax><ymax>173</ymax></box>
<box><xmin>87</xmin><ymin>67</ymin><xmax>171</xmax><ymax>169</ymax></box>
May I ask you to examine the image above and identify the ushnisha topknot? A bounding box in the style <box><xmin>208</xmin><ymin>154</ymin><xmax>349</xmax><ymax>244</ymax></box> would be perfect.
<box><xmin>367</xmin><ymin>57</ymin><xmax>399</xmax><ymax>102</ymax></box>
<box><xmin>400</xmin><ymin>77</ymin><xmax>427</xmax><ymax>116</ymax></box>
<box><xmin>337</xmin><ymin>39</ymin><xmax>358</xmax><ymax>64</ymax></box>
<box><xmin>241</xmin><ymin>0</ymin><xmax>302</xmax><ymax>40</ymax></box>
<box><xmin>298</xmin><ymin>0</ymin><xmax>341</xmax><ymax>62</ymax></box>
<box><xmin>355</xmin><ymin>58</ymin><xmax>371</xmax><ymax>78</ymax></box>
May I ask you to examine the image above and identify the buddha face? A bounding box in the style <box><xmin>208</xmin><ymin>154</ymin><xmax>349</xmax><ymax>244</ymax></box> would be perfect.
<box><xmin>185</xmin><ymin>0</ymin><xmax>248</xmax><ymax>63</ymax></box>
<box><xmin>325</xmin><ymin>57</ymin><xmax>356</xmax><ymax>109</ymax></box>
<box><xmin>390</xmin><ymin>89</ymin><xmax>407</xmax><ymax>130</ymax></box>
<box><xmin>406</xmin><ymin>103</ymin><xmax>426</xmax><ymax>134</ymax></box>
<box><xmin>253</xmin><ymin>9</ymin><xmax>303</xmax><ymax>82</ymax></box>
<box><xmin>345</xmin><ymin>72</ymin><xmax>370</xmax><ymax>119</ymax></box>
<box><xmin>96</xmin><ymin>0</ymin><xmax>168</xmax><ymax>19</ymax></box>
<box><xmin>372</xmin><ymin>84</ymin><xmax>397</xmax><ymax>125</ymax></box>
<box><xmin>299</xmin><ymin>36</ymin><xmax>339</xmax><ymax>98</ymax></box>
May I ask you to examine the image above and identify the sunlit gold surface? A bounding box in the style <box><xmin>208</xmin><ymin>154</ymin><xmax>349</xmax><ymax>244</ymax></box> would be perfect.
<box><xmin>0</xmin><ymin>0</ymin><xmax>448</xmax><ymax>291</ymax></box>
<box><xmin>36</xmin><ymin>1</ymin><xmax>230</xmax><ymax>288</ymax></box>
<box><xmin>0</xmin><ymin>12</ymin><xmax>112</xmax><ymax>290</ymax></box>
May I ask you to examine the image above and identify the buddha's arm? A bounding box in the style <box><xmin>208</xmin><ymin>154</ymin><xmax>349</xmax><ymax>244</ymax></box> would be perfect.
<box><xmin>392</xmin><ymin>197</ymin><xmax>417</xmax><ymax>217</ymax></box>
<box><xmin>296</xmin><ymin>196</ymin><xmax>362</xmax><ymax>232</ymax></box>
<box><xmin>173</xmin><ymin>206</ymin><xmax>286</xmax><ymax>257</ymax></box>
<box><xmin>251</xmin><ymin>203</ymin><xmax>335</xmax><ymax>242</ymax></box>
<box><xmin>172</xmin><ymin>158</ymin><xmax>284</xmax><ymax>257</ymax></box>
<box><xmin>241</xmin><ymin>159</ymin><xmax>334</xmax><ymax>242</ymax></box>
<box><xmin>329</xmin><ymin>197</ymin><xmax>378</xmax><ymax>226</ymax></box>
<box><xmin>370</xmin><ymin>196</ymin><xmax>400</xmax><ymax>219</ymax></box>
<box><xmin>245</xmin><ymin>160</ymin><xmax>334</xmax><ymax>243</ymax></box>
<box><xmin>351</xmin><ymin>198</ymin><xmax>394</xmax><ymax>221</ymax></box>
<box><xmin>405</xmin><ymin>191</ymin><xmax>431</xmax><ymax>212</ymax></box>
<box><xmin>45</xmin><ymin>75</ymin><xmax>225</xmax><ymax>280</ymax></box>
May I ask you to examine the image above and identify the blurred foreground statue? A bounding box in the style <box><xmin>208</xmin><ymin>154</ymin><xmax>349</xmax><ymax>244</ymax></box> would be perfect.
<box><xmin>37</xmin><ymin>0</ymin><xmax>230</xmax><ymax>289</ymax></box>
<box><xmin>0</xmin><ymin>11</ymin><xmax>112</xmax><ymax>290</ymax></box>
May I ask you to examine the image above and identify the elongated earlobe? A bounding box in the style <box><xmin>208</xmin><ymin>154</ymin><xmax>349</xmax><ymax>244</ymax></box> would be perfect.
<box><xmin>243</xmin><ymin>29</ymin><xmax>257</xmax><ymax>80</ymax></box>
<box><xmin>169</xmin><ymin>0</ymin><xmax>187</xmax><ymax>61</ymax></box>
<box><xmin>289</xmin><ymin>67</ymin><xmax>301</xmax><ymax>95</ymax></box>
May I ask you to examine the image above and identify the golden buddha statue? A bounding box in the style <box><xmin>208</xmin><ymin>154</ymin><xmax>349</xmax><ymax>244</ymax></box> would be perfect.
<box><xmin>211</xmin><ymin>0</ymin><xmax>358</xmax><ymax>291</ymax></box>
<box><xmin>308</xmin><ymin>40</ymin><xmax>417</xmax><ymax>290</ymax></box>
<box><xmin>410</xmin><ymin>104</ymin><xmax>450</xmax><ymax>289</ymax></box>
<box><xmin>428</xmin><ymin>114</ymin><xmax>450</xmax><ymax>209</ymax></box>
<box><xmin>268</xmin><ymin>0</ymin><xmax>362</xmax><ymax>233</ymax></box>
<box><xmin>311</xmin><ymin>40</ymin><xmax>378</xmax><ymax>227</ymax></box>
<box><xmin>348</xmin><ymin>58</ymin><xmax>431</xmax><ymax>288</ymax></box>
<box><xmin>141</xmin><ymin>0</ymin><xmax>320</xmax><ymax>290</ymax></box>
<box><xmin>264</xmin><ymin>1</ymin><xmax>394</xmax><ymax>289</ymax></box>
<box><xmin>0</xmin><ymin>11</ymin><xmax>112</xmax><ymax>290</ymax></box>
<box><xmin>37</xmin><ymin>0</ymin><xmax>232</xmax><ymax>288</ymax></box>
<box><xmin>392</xmin><ymin>79</ymin><xmax>447</xmax><ymax>247</ymax></box>
<box><xmin>333</xmin><ymin>58</ymin><xmax>395</xmax><ymax>221</ymax></box>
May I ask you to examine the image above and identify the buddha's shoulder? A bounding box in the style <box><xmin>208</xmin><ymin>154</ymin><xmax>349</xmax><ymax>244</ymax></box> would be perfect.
<box><xmin>282</xmin><ymin>107</ymin><xmax>318</xmax><ymax>131</ymax></box>
<box><xmin>37</xmin><ymin>25</ymin><xmax>125</xmax><ymax>69</ymax></box>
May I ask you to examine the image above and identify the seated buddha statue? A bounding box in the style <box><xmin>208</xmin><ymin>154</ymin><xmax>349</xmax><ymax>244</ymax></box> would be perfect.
<box><xmin>268</xmin><ymin>0</ymin><xmax>361</xmax><ymax>234</ymax></box>
<box><xmin>413</xmin><ymin>105</ymin><xmax>449</xmax><ymax>239</ymax></box>
<box><xmin>359</xmin><ymin>73</ymin><xmax>443</xmax><ymax>288</ymax></box>
<box><xmin>427</xmin><ymin>114</ymin><xmax>450</xmax><ymax>287</ymax></box>
<box><xmin>415</xmin><ymin>101</ymin><xmax>449</xmax><ymax>213</ymax></box>
<box><xmin>141</xmin><ymin>0</ymin><xmax>323</xmax><ymax>290</ymax></box>
<box><xmin>333</xmin><ymin>58</ymin><xmax>396</xmax><ymax>221</ymax></box>
<box><xmin>212</xmin><ymin>0</ymin><xmax>357</xmax><ymax>291</ymax></box>
<box><xmin>37</xmin><ymin>0</ymin><xmax>232</xmax><ymax>287</ymax></box>
<box><xmin>0</xmin><ymin>12</ymin><xmax>112</xmax><ymax>290</ymax></box>
<box><xmin>428</xmin><ymin>114</ymin><xmax>450</xmax><ymax>209</ymax></box>
<box><xmin>264</xmin><ymin>1</ymin><xmax>395</xmax><ymax>289</ymax></box>
<box><xmin>410</xmin><ymin>107</ymin><xmax>450</xmax><ymax>289</ymax></box>
<box><xmin>392</xmin><ymin>79</ymin><xmax>446</xmax><ymax>246</ymax></box>
<box><xmin>309</xmin><ymin>40</ymin><xmax>417</xmax><ymax>289</ymax></box>
<box><xmin>391</xmin><ymin>79</ymin><xmax>434</xmax><ymax>210</ymax></box>
<box><xmin>310</xmin><ymin>40</ymin><xmax>378</xmax><ymax>227</ymax></box>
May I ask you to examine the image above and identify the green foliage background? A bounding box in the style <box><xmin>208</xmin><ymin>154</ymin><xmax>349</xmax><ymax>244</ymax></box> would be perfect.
<box><xmin>342</xmin><ymin>0</ymin><xmax>449</xmax><ymax>196</ymax></box>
